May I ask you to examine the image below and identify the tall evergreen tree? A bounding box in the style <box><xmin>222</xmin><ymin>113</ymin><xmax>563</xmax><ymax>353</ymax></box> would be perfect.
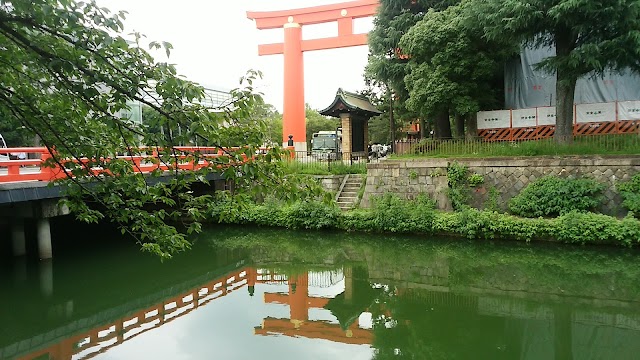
<box><xmin>400</xmin><ymin>3</ymin><xmax>517</xmax><ymax>138</ymax></box>
<box><xmin>366</xmin><ymin>0</ymin><xmax>458</xmax><ymax>139</ymax></box>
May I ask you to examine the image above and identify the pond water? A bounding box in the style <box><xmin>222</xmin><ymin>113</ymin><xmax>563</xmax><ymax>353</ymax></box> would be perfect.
<box><xmin>1</xmin><ymin>220</ymin><xmax>640</xmax><ymax>360</ymax></box>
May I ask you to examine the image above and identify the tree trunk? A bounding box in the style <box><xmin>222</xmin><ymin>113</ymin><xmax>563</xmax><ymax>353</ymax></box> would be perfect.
<box><xmin>454</xmin><ymin>113</ymin><xmax>465</xmax><ymax>139</ymax></box>
<box><xmin>555</xmin><ymin>78</ymin><xmax>576</xmax><ymax>143</ymax></box>
<box><xmin>465</xmin><ymin>113</ymin><xmax>478</xmax><ymax>140</ymax></box>
<box><xmin>388</xmin><ymin>88</ymin><xmax>396</xmax><ymax>152</ymax></box>
<box><xmin>433</xmin><ymin>109</ymin><xmax>452</xmax><ymax>139</ymax></box>
<box><xmin>419</xmin><ymin>117</ymin><xmax>426</xmax><ymax>139</ymax></box>
<box><xmin>554</xmin><ymin>28</ymin><xmax>578</xmax><ymax>144</ymax></box>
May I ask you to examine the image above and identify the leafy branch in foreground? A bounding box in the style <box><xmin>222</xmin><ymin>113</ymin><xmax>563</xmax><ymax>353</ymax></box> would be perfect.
<box><xmin>0</xmin><ymin>0</ymin><xmax>311</xmax><ymax>259</ymax></box>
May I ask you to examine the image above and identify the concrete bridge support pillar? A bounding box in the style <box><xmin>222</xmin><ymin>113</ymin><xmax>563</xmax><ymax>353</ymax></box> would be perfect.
<box><xmin>12</xmin><ymin>219</ymin><xmax>26</xmax><ymax>257</ymax></box>
<box><xmin>37</xmin><ymin>218</ymin><xmax>53</xmax><ymax>260</ymax></box>
<box><xmin>39</xmin><ymin>259</ymin><xmax>54</xmax><ymax>297</ymax></box>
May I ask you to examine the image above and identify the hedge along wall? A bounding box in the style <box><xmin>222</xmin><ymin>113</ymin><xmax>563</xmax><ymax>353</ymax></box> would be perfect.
<box><xmin>361</xmin><ymin>156</ymin><xmax>640</xmax><ymax>216</ymax></box>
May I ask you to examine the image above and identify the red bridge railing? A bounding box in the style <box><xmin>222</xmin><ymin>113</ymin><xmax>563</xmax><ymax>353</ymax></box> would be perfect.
<box><xmin>0</xmin><ymin>146</ymin><xmax>285</xmax><ymax>184</ymax></box>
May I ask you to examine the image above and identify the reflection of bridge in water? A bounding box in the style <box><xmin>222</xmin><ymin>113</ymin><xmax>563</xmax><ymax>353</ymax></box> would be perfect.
<box><xmin>6</xmin><ymin>261</ymin><xmax>250</xmax><ymax>360</ymax></box>
<box><xmin>7</xmin><ymin>264</ymin><xmax>368</xmax><ymax>360</ymax></box>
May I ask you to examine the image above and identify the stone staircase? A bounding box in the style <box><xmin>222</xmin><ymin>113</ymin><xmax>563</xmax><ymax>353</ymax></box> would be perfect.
<box><xmin>335</xmin><ymin>174</ymin><xmax>364</xmax><ymax>211</ymax></box>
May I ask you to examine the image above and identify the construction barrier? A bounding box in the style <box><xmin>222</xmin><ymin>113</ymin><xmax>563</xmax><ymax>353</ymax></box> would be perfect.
<box><xmin>477</xmin><ymin>101</ymin><xmax>640</xmax><ymax>141</ymax></box>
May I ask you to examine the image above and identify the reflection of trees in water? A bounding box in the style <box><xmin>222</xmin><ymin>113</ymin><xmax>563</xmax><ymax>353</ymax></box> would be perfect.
<box><xmin>208</xmin><ymin>226</ymin><xmax>640</xmax><ymax>302</ymax></box>
<box><xmin>205</xmin><ymin>226</ymin><xmax>640</xmax><ymax>359</ymax></box>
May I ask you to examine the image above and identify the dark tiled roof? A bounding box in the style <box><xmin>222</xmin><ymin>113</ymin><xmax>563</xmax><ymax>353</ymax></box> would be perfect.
<box><xmin>319</xmin><ymin>88</ymin><xmax>382</xmax><ymax>118</ymax></box>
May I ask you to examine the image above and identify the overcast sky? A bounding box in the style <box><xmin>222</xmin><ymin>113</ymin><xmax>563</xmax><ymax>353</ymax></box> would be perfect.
<box><xmin>97</xmin><ymin>0</ymin><xmax>374</xmax><ymax>112</ymax></box>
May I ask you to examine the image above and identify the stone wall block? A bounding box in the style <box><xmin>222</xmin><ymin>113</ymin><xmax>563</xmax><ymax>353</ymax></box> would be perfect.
<box><xmin>513</xmin><ymin>168</ymin><xmax>524</xmax><ymax>178</ymax></box>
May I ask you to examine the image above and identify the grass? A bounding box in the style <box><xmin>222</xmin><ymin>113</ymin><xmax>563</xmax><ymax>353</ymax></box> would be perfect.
<box><xmin>397</xmin><ymin>134</ymin><xmax>640</xmax><ymax>158</ymax></box>
<box><xmin>281</xmin><ymin>159</ymin><xmax>366</xmax><ymax>175</ymax></box>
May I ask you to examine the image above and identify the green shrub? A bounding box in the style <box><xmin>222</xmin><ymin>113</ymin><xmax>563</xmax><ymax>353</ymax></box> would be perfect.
<box><xmin>434</xmin><ymin>208</ymin><xmax>553</xmax><ymax>242</ymax></box>
<box><xmin>369</xmin><ymin>193</ymin><xmax>437</xmax><ymax>233</ymax></box>
<box><xmin>338</xmin><ymin>209</ymin><xmax>377</xmax><ymax>232</ymax></box>
<box><xmin>508</xmin><ymin>176</ymin><xmax>604</xmax><ymax>218</ymax></box>
<box><xmin>206</xmin><ymin>192</ymin><xmax>251</xmax><ymax>224</ymax></box>
<box><xmin>618</xmin><ymin>173</ymin><xmax>640</xmax><ymax>217</ymax></box>
<box><xmin>204</xmin><ymin>191</ymin><xmax>640</xmax><ymax>250</ymax></box>
<box><xmin>555</xmin><ymin>211</ymin><xmax>640</xmax><ymax>246</ymax></box>
<box><xmin>446</xmin><ymin>162</ymin><xmax>470</xmax><ymax>211</ymax></box>
<box><xmin>468</xmin><ymin>173</ymin><xmax>484</xmax><ymax>187</ymax></box>
<box><xmin>280</xmin><ymin>200</ymin><xmax>341</xmax><ymax>230</ymax></box>
<box><xmin>247</xmin><ymin>203</ymin><xmax>286</xmax><ymax>227</ymax></box>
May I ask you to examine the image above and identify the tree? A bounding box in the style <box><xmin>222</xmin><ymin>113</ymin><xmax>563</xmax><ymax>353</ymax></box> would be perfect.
<box><xmin>0</xmin><ymin>107</ymin><xmax>32</xmax><ymax>146</ymax></box>
<box><xmin>0</xmin><ymin>0</ymin><xmax>322</xmax><ymax>259</ymax></box>
<box><xmin>366</xmin><ymin>0</ymin><xmax>458</xmax><ymax>139</ymax></box>
<box><xmin>305</xmin><ymin>104</ymin><xmax>338</xmax><ymax>148</ymax></box>
<box><xmin>399</xmin><ymin>3</ymin><xmax>516</xmax><ymax>139</ymax></box>
<box><xmin>253</xmin><ymin>103</ymin><xmax>282</xmax><ymax>146</ymax></box>
<box><xmin>475</xmin><ymin>0</ymin><xmax>640</xmax><ymax>143</ymax></box>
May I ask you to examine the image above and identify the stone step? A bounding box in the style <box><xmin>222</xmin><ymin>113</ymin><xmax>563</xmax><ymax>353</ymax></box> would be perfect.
<box><xmin>337</xmin><ymin>203</ymin><xmax>354</xmax><ymax>206</ymax></box>
<box><xmin>334</xmin><ymin>175</ymin><xmax>364</xmax><ymax>211</ymax></box>
<box><xmin>338</xmin><ymin>199</ymin><xmax>358</xmax><ymax>203</ymax></box>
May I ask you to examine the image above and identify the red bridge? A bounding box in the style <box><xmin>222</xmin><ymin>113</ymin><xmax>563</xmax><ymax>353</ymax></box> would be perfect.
<box><xmin>0</xmin><ymin>146</ymin><xmax>275</xmax><ymax>260</ymax></box>
<box><xmin>0</xmin><ymin>146</ymin><xmax>248</xmax><ymax>184</ymax></box>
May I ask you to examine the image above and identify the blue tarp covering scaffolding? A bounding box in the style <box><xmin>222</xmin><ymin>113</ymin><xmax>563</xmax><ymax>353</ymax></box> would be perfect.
<box><xmin>504</xmin><ymin>45</ymin><xmax>640</xmax><ymax>109</ymax></box>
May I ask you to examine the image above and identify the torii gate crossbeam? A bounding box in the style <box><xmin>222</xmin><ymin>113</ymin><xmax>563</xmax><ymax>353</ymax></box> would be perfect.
<box><xmin>247</xmin><ymin>0</ymin><xmax>379</xmax><ymax>151</ymax></box>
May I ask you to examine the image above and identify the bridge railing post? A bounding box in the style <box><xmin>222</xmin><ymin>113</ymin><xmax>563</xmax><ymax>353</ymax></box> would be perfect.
<box><xmin>41</xmin><ymin>148</ymin><xmax>66</xmax><ymax>181</ymax></box>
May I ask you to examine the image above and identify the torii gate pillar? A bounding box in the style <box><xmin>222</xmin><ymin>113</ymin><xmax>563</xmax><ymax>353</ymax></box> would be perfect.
<box><xmin>283</xmin><ymin>22</ymin><xmax>305</xmax><ymax>152</ymax></box>
<box><xmin>247</xmin><ymin>0</ymin><xmax>379</xmax><ymax>152</ymax></box>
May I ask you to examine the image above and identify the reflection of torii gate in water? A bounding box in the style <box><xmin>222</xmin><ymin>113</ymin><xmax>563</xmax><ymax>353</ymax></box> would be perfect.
<box><xmin>15</xmin><ymin>267</ymin><xmax>373</xmax><ymax>360</ymax></box>
<box><xmin>255</xmin><ymin>268</ymin><xmax>375</xmax><ymax>345</ymax></box>
<box><xmin>247</xmin><ymin>0</ymin><xmax>379</xmax><ymax>151</ymax></box>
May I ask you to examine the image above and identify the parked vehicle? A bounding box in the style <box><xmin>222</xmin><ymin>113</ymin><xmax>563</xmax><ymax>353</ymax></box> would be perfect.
<box><xmin>311</xmin><ymin>130</ymin><xmax>341</xmax><ymax>160</ymax></box>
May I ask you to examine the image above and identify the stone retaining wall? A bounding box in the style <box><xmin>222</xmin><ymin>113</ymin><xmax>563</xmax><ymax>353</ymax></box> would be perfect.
<box><xmin>315</xmin><ymin>175</ymin><xmax>345</xmax><ymax>194</ymax></box>
<box><xmin>362</xmin><ymin>156</ymin><xmax>640</xmax><ymax>215</ymax></box>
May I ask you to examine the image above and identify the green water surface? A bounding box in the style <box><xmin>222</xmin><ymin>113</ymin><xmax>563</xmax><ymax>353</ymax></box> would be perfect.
<box><xmin>1</xmin><ymin>221</ymin><xmax>640</xmax><ymax>360</ymax></box>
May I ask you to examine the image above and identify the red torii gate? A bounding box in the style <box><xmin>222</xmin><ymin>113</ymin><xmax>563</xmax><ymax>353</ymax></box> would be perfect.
<box><xmin>247</xmin><ymin>0</ymin><xmax>379</xmax><ymax>151</ymax></box>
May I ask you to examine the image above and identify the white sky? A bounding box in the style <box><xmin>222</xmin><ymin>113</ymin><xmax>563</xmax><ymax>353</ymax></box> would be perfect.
<box><xmin>97</xmin><ymin>0</ymin><xmax>374</xmax><ymax>112</ymax></box>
